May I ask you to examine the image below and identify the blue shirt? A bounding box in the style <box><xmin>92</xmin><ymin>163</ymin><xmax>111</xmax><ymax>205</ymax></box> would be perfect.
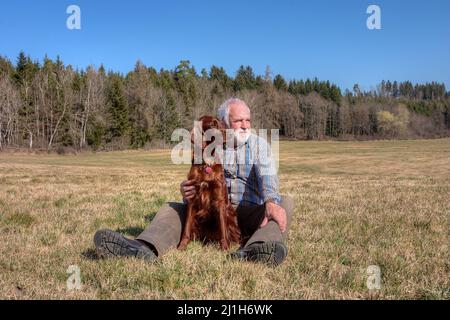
<box><xmin>223</xmin><ymin>134</ymin><xmax>281</xmax><ymax>206</ymax></box>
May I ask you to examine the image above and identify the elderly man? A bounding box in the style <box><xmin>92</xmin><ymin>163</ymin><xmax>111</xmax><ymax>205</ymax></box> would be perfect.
<box><xmin>94</xmin><ymin>98</ymin><xmax>293</xmax><ymax>267</ymax></box>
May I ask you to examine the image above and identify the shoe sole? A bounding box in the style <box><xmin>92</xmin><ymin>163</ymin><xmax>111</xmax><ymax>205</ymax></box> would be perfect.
<box><xmin>93</xmin><ymin>229</ymin><xmax>155</xmax><ymax>262</ymax></box>
<box><xmin>231</xmin><ymin>241</ymin><xmax>288</xmax><ymax>267</ymax></box>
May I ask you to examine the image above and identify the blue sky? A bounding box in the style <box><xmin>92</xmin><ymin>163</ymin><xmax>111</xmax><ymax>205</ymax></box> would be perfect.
<box><xmin>1</xmin><ymin>0</ymin><xmax>449</xmax><ymax>92</ymax></box>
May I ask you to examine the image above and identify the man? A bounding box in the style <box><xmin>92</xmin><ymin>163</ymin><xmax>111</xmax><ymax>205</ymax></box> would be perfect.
<box><xmin>94</xmin><ymin>98</ymin><xmax>293</xmax><ymax>267</ymax></box>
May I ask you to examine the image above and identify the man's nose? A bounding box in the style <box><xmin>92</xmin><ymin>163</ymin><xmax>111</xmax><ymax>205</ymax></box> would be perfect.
<box><xmin>242</xmin><ymin>121</ymin><xmax>250</xmax><ymax>129</ymax></box>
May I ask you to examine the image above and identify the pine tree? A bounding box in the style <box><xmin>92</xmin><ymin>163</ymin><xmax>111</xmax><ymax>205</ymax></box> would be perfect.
<box><xmin>209</xmin><ymin>65</ymin><xmax>232</xmax><ymax>91</ymax></box>
<box><xmin>14</xmin><ymin>51</ymin><xmax>37</xmax><ymax>86</ymax></box>
<box><xmin>380</xmin><ymin>80</ymin><xmax>386</xmax><ymax>97</ymax></box>
<box><xmin>353</xmin><ymin>84</ymin><xmax>361</xmax><ymax>97</ymax></box>
<box><xmin>156</xmin><ymin>94</ymin><xmax>180</xmax><ymax>143</ymax></box>
<box><xmin>234</xmin><ymin>65</ymin><xmax>257</xmax><ymax>91</ymax></box>
<box><xmin>107</xmin><ymin>76</ymin><xmax>130</xmax><ymax>138</ymax></box>
<box><xmin>305</xmin><ymin>79</ymin><xmax>312</xmax><ymax>94</ymax></box>
<box><xmin>330</xmin><ymin>85</ymin><xmax>342</xmax><ymax>104</ymax></box>
<box><xmin>0</xmin><ymin>56</ymin><xmax>14</xmax><ymax>77</ymax></box>
<box><xmin>298</xmin><ymin>80</ymin><xmax>306</xmax><ymax>95</ymax></box>
<box><xmin>174</xmin><ymin>60</ymin><xmax>198</xmax><ymax>124</ymax></box>
<box><xmin>392</xmin><ymin>81</ymin><xmax>399</xmax><ymax>98</ymax></box>
<box><xmin>386</xmin><ymin>80</ymin><xmax>392</xmax><ymax>97</ymax></box>
<box><xmin>200</xmin><ymin>68</ymin><xmax>208</xmax><ymax>79</ymax></box>
<box><xmin>274</xmin><ymin>74</ymin><xmax>287</xmax><ymax>91</ymax></box>
<box><xmin>16</xmin><ymin>51</ymin><xmax>28</xmax><ymax>74</ymax></box>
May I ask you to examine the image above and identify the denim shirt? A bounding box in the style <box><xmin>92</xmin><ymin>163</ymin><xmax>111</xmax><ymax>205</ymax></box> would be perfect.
<box><xmin>223</xmin><ymin>133</ymin><xmax>281</xmax><ymax>206</ymax></box>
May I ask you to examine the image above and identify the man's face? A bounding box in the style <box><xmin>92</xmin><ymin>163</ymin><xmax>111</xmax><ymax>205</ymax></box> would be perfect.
<box><xmin>228</xmin><ymin>103</ymin><xmax>251</xmax><ymax>145</ymax></box>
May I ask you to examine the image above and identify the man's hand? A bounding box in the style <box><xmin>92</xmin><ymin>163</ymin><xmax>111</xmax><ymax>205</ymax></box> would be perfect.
<box><xmin>180</xmin><ymin>179</ymin><xmax>196</xmax><ymax>201</ymax></box>
<box><xmin>260</xmin><ymin>201</ymin><xmax>287</xmax><ymax>233</ymax></box>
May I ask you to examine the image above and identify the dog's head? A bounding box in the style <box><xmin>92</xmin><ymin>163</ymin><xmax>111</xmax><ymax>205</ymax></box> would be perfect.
<box><xmin>191</xmin><ymin>115</ymin><xmax>226</xmax><ymax>165</ymax></box>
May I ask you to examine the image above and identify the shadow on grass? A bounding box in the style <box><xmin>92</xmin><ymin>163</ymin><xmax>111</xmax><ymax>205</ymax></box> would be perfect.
<box><xmin>113</xmin><ymin>210</ymin><xmax>159</xmax><ymax>237</ymax></box>
<box><xmin>81</xmin><ymin>248</ymin><xmax>99</xmax><ymax>260</ymax></box>
<box><xmin>115</xmin><ymin>226</ymin><xmax>144</xmax><ymax>237</ymax></box>
<box><xmin>144</xmin><ymin>211</ymin><xmax>158</xmax><ymax>222</ymax></box>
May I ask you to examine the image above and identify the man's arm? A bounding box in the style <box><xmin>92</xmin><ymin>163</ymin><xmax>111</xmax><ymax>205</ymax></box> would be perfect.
<box><xmin>254</xmin><ymin>136</ymin><xmax>281</xmax><ymax>205</ymax></box>
<box><xmin>253</xmin><ymin>137</ymin><xmax>286</xmax><ymax>232</ymax></box>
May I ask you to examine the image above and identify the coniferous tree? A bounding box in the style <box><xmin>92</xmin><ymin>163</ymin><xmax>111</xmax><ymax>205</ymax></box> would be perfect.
<box><xmin>273</xmin><ymin>74</ymin><xmax>287</xmax><ymax>91</ymax></box>
<box><xmin>393</xmin><ymin>81</ymin><xmax>399</xmax><ymax>98</ymax></box>
<box><xmin>353</xmin><ymin>84</ymin><xmax>361</xmax><ymax>97</ymax></box>
<box><xmin>234</xmin><ymin>65</ymin><xmax>257</xmax><ymax>91</ymax></box>
<box><xmin>155</xmin><ymin>94</ymin><xmax>180</xmax><ymax>143</ymax></box>
<box><xmin>174</xmin><ymin>60</ymin><xmax>198</xmax><ymax>125</ymax></box>
<box><xmin>107</xmin><ymin>76</ymin><xmax>130</xmax><ymax>139</ymax></box>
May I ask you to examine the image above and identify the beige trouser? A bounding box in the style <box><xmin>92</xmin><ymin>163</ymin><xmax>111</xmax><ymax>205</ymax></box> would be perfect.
<box><xmin>136</xmin><ymin>195</ymin><xmax>294</xmax><ymax>256</ymax></box>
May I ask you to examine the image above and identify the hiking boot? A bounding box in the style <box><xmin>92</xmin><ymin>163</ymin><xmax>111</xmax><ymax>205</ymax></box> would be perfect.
<box><xmin>93</xmin><ymin>229</ymin><xmax>157</xmax><ymax>262</ymax></box>
<box><xmin>229</xmin><ymin>241</ymin><xmax>288</xmax><ymax>267</ymax></box>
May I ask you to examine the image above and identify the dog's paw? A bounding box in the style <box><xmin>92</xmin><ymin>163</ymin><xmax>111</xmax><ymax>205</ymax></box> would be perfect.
<box><xmin>220</xmin><ymin>240</ymin><xmax>230</xmax><ymax>251</ymax></box>
<box><xmin>178</xmin><ymin>239</ymin><xmax>189</xmax><ymax>250</ymax></box>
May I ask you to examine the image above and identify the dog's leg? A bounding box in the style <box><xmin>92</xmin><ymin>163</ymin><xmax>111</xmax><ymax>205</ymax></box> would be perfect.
<box><xmin>218</xmin><ymin>205</ymin><xmax>230</xmax><ymax>250</ymax></box>
<box><xmin>178</xmin><ymin>202</ymin><xmax>194</xmax><ymax>250</ymax></box>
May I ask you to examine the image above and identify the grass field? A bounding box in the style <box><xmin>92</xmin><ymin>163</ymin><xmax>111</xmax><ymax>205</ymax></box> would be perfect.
<box><xmin>0</xmin><ymin>139</ymin><xmax>449</xmax><ymax>299</ymax></box>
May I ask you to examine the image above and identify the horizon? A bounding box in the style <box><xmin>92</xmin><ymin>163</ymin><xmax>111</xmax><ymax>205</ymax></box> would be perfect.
<box><xmin>1</xmin><ymin>0</ymin><xmax>450</xmax><ymax>92</ymax></box>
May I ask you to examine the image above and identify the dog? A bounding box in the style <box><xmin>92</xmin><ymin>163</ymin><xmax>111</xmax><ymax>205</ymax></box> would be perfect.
<box><xmin>177</xmin><ymin>116</ymin><xmax>241</xmax><ymax>251</ymax></box>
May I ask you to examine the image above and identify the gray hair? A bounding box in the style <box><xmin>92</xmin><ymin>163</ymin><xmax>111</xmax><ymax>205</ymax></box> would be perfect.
<box><xmin>217</xmin><ymin>98</ymin><xmax>248</xmax><ymax>128</ymax></box>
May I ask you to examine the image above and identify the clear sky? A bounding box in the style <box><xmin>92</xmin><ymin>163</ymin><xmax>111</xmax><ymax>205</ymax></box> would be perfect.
<box><xmin>1</xmin><ymin>0</ymin><xmax>449</xmax><ymax>92</ymax></box>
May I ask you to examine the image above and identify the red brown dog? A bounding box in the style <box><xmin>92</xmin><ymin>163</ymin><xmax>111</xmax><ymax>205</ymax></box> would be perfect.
<box><xmin>178</xmin><ymin>116</ymin><xmax>241</xmax><ymax>251</ymax></box>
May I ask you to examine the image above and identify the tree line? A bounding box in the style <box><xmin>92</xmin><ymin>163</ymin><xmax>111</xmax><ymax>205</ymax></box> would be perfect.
<box><xmin>1</xmin><ymin>52</ymin><xmax>449</xmax><ymax>152</ymax></box>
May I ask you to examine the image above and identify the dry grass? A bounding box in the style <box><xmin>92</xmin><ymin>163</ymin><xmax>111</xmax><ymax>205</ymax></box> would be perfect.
<box><xmin>0</xmin><ymin>139</ymin><xmax>449</xmax><ymax>299</ymax></box>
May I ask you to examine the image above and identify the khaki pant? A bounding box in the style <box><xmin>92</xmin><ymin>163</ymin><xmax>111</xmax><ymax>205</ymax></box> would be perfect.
<box><xmin>136</xmin><ymin>195</ymin><xmax>294</xmax><ymax>256</ymax></box>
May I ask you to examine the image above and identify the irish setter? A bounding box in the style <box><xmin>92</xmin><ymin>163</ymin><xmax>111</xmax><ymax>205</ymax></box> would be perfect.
<box><xmin>177</xmin><ymin>116</ymin><xmax>241</xmax><ymax>251</ymax></box>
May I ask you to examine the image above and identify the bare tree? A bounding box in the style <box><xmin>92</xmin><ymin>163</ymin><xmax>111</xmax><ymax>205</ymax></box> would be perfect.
<box><xmin>45</xmin><ymin>66</ymin><xmax>75</xmax><ymax>150</ymax></box>
<box><xmin>0</xmin><ymin>77</ymin><xmax>20</xmax><ymax>149</ymax></box>
<box><xmin>299</xmin><ymin>92</ymin><xmax>328</xmax><ymax>140</ymax></box>
<box><xmin>78</xmin><ymin>66</ymin><xmax>106</xmax><ymax>149</ymax></box>
<box><xmin>279</xmin><ymin>92</ymin><xmax>304</xmax><ymax>138</ymax></box>
<box><xmin>126</xmin><ymin>64</ymin><xmax>164</xmax><ymax>143</ymax></box>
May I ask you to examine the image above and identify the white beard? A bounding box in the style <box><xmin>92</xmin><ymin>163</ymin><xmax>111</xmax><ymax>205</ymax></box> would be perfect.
<box><xmin>234</xmin><ymin>129</ymin><xmax>250</xmax><ymax>146</ymax></box>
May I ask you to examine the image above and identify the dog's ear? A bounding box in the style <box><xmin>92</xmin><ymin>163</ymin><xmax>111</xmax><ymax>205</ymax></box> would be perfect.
<box><xmin>210</xmin><ymin>117</ymin><xmax>228</xmax><ymax>145</ymax></box>
<box><xmin>190</xmin><ymin>127</ymin><xmax>195</xmax><ymax>144</ymax></box>
<box><xmin>217</xmin><ymin>119</ymin><xmax>231</xmax><ymax>146</ymax></box>
<box><xmin>212</xmin><ymin>118</ymin><xmax>221</xmax><ymax>129</ymax></box>
<box><xmin>191</xmin><ymin>120</ymin><xmax>203</xmax><ymax>144</ymax></box>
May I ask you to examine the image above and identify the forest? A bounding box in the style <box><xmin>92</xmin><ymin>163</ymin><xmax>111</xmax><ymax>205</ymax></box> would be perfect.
<box><xmin>1</xmin><ymin>52</ymin><xmax>449</xmax><ymax>152</ymax></box>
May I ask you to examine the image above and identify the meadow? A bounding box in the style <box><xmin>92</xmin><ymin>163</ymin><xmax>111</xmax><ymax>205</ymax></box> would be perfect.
<box><xmin>0</xmin><ymin>139</ymin><xmax>449</xmax><ymax>299</ymax></box>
